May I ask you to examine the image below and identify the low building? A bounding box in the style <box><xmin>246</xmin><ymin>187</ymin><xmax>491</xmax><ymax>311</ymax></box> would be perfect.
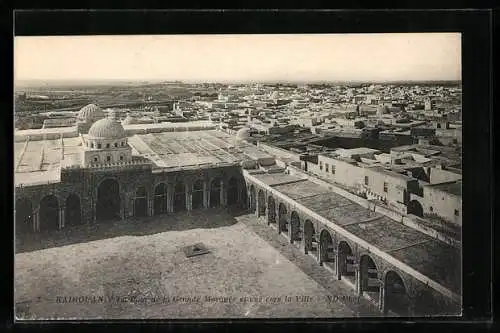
<box><xmin>409</xmin><ymin>181</ymin><xmax>462</xmax><ymax>227</ymax></box>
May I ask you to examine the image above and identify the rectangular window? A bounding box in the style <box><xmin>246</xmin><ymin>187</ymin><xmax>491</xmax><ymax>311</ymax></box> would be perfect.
<box><xmin>331</xmin><ymin>165</ymin><xmax>335</xmax><ymax>174</ymax></box>
<box><xmin>383</xmin><ymin>182</ymin><xmax>388</xmax><ymax>193</ymax></box>
<box><xmin>319</xmin><ymin>161</ymin><xmax>323</xmax><ymax>171</ymax></box>
<box><xmin>325</xmin><ymin>163</ymin><xmax>329</xmax><ymax>173</ymax></box>
<box><xmin>454</xmin><ymin>209</ymin><xmax>459</xmax><ymax>216</ymax></box>
<box><xmin>364</xmin><ymin>176</ymin><xmax>369</xmax><ymax>186</ymax></box>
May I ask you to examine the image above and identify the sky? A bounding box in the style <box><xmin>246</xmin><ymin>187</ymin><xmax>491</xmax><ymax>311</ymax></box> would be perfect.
<box><xmin>14</xmin><ymin>33</ymin><xmax>462</xmax><ymax>83</ymax></box>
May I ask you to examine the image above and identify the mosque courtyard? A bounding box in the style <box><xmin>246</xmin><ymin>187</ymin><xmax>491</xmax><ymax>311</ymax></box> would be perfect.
<box><xmin>15</xmin><ymin>209</ymin><xmax>380</xmax><ymax>319</ymax></box>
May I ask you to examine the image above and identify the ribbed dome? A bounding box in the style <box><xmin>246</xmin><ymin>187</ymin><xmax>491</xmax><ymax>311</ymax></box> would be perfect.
<box><xmin>78</xmin><ymin>104</ymin><xmax>105</xmax><ymax>122</ymax></box>
<box><xmin>88</xmin><ymin>117</ymin><xmax>126</xmax><ymax>139</ymax></box>
<box><xmin>236</xmin><ymin>127</ymin><xmax>251</xmax><ymax>140</ymax></box>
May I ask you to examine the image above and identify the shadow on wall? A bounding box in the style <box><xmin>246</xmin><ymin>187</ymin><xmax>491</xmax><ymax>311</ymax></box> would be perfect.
<box><xmin>15</xmin><ymin>208</ymin><xmax>245</xmax><ymax>254</ymax></box>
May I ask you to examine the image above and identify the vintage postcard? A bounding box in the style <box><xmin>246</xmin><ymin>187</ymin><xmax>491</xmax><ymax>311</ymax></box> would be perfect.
<box><xmin>14</xmin><ymin>33</ymin><xmax>462</xmax><ymax>320</ymax></box>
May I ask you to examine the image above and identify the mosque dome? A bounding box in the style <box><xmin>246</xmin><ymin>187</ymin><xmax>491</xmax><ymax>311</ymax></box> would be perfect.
<box><xmin>88</xmin><ymin>115</ymin><xmax>126</xmax><ymax>139</ymax></box>
<box><xmin>77</xmin><ymin>104</ymin><xmax>105</xmax><ymax>122</ymax></box>
<box><xmin>236</xmin><ymin>127</ymin><xmax>252</xmax><ymax>140</ymax></box>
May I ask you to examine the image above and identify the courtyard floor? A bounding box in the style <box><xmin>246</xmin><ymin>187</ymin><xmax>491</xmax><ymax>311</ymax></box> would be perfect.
<box><xmin>15</xmin><ymin>209</ymin><xmax>381</xmax><ymax>319</ymax></box>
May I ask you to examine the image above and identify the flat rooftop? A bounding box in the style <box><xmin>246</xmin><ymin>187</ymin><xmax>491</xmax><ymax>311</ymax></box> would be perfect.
<box><xmin>426</xmin><ymin>181</ymin><xmax>462</xmax><ymax>197</ymax></box>
<box><xmin>15</xmin><ymin>129</ymin><xmax>274</xmax><ymax>186</ymax></box>
<box><xmin>336</xmin><ymin>148</ymin><xmax>381</xmax><ymax>156</ymax></box>
<box><xmin>251</xmin><ymin>173</ymin><xmax>461</xmax><ymax>295</ymax></box>
<box><xmin>15</xmin><ymin>136</ymin><xmax>83</xmax><ymax>187</ymax></box>
<box><xmin>130</xmin><ymin>130</ymin><xmax>273</xmax><ymax>170</ymax></box>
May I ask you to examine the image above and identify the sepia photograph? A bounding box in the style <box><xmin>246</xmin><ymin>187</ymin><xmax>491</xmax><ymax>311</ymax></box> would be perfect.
<box><xmin>14</xmin><ymin>33</ymin><xmax>463</xmax><ymax>320</ymax></box>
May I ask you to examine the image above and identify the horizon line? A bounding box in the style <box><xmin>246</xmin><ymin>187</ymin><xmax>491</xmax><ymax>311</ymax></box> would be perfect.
<box><xmin>15</xmin><ymin>78</ymin><xmax>462</xmax><ymax>85</ymax></box>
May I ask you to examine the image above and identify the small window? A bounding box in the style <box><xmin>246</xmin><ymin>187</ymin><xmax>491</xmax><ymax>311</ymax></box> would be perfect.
<box><xmin>106</xmin><ymin>143</ymin><xmax>110</xmax><ymax>148</ymax></box>
<box><xmin>97</xmin><ymin>143</ymin><xmax>102</xmax><ymax>149</ymax></box>
<box><xmin>325</xmin><ymin>163</ymin><xmax>329</xmax><ymax>173</ymax></box>
<box><xmin>91</xmin><ymin>143</ymin><xmax>94</xmax><ymax>148</ymax></box>
<box><xmin>121</xmin><ymin>142</ymin><xmax>124</xmax><ymax>147</ymax></box>
<box><xmin>383</xmin><ymin>182</ymin><xmax>388</xmax><ymax>193</ymax></box>
<box><xmin>120</xmin><ymin>155</ymin><xmax>124</xmax><ymax>161</ymax></box>
<box><xmin>454</xmin><ymin>209</ymin><xmax>459</xmax><ymax>216</ymax></box>
<box><xmin>430</xmin><ymin>206</ymin><xmax>434</xmax><ymax>212</ymax></box>
<box><xmin>114</xmin><ymin>143</ymin><xmax>118</xmax><ymax>147</ymax></box>
<box><xmin>93</xmin><ymin>157</ymin><xmax>98</xmax><ymax>162</ymax></box>
<box><xmin>319</xmin><ymin>161</ymin><xmax>323</xmax><ymax>171</ymax></box>
<box><xmin>364</xmin><ymin>176</ymin><xmax>369</xmax><ymax>186</ymax></box>
<box><xmin>107</xmin><ymin>155</ymin><xmax>111</xmax><ymax>162</ymax></box>
<box><xmin>331</xmin><ymin>165</ymin><xmax>335</xmax><ymax>175</ymax></box>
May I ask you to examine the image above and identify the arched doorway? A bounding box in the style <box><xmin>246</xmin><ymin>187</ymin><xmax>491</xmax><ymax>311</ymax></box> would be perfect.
<box><xmin>304</xmin><ymin>220</ymin><xmax>317</xmax><ymax>258</ymax></box>
<box><xmin>154</xmin><ymin>183</ymin><xmax>168</xmax><ymax>215</ymax></box>
<box><xmin>210</xmin><ymin>177</ymin><xmax>222</xmax><ymax>208</ymax></box>
<box><xmin>290</xmin><ymin>211</ymin><xmax>301</xmax><ymax>244</ymax></box>
<box><xmin>134</xmin><ymin>186</ymin><xmax>147</xmax><ymax>217</ymax></box>
<box><xmin>384</xmin><ymin>271</ymin><xmax>410</xmax><ymax>316</ymax></box>
<box><xmin>360</xmin><ymin>255</ymin><xmax>380</xmax><ymax>303</ymax></box>
<box><xmin>39</xmin><ymin>195</ymin><xmax>59</xmax><ymax>231</ymax></box>
<box><xmin>65</xmin><ymin>194</ymin><xmax>81</xmax><ymax>226</ymax></box>
<box><xmin>258</xmin><ymin>190</ymin><xmax>266</xmax><ymax>217</ymax></box>
<box><xmin>278</xmin><ymin>203</ymin><xmax>288</xmax><ymax>235</ymax></box>
<box><xmin>97</xmin><ymin>179</ymin><xmax>121</xmax><ymax>221</ymax></box>
<box><xmin>249</xmin><ymin>185</ymin><xmax>256</xmax><ymax>212</ymax></box>
<box><xmin>227</xmin><ymin>177</ymin><xmax>238</xmax><ymax>206</ymax></box>
<box><xmin>174</xmin><ymin>181</ymin><xmax>186</xmax><ymax>212</ymax></box>
<box><xmin>267</xmin><ymin>196</ymin><xmax>276</xmax><ymax>224</ymax></box>
<box><xmin>408</xmin><ymin>200</ymin><xmax>424</xmax><ymax>217</ymax></box>
<box><xmin>320</xmin><ymin>229</ymin><xmax>335</xmax><ymax>271</ymax></box>
<box><xmin>192</xmin><ymin>180</ymin><xmax>204</xmax><ymax>210</ymax></box>
<box><xmin>15</xmin><ymin>198</ymin><xmax>33</xmax><ymax>234</ymax></box>
<box><xmin>338</xmin><ymin>241</ymin><xmax>356</xmax><ymax>284</ymax></box>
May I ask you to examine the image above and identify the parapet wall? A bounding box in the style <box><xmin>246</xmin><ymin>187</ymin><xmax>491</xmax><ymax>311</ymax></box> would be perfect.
<box><xmin>257</xmin><ymin>142</ymin><xmax>302</xmax><ymax>162</ymax></box>
<box><xmin>15</xmin><ymin>130</ymin><xmax>79</xmax><ymax>142</ymax></box>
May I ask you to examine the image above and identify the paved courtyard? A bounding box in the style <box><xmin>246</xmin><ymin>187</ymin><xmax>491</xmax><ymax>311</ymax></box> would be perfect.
<box><xmin>15</xmin><ymin>209</ymin><xmax>380</xmax><ymax>319</ymax></box>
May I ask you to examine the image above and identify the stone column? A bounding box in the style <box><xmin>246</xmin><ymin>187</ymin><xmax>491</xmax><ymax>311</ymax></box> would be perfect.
<box><xmin>317</xmin><ymin>237</ymin><xmax>323</xmax><ymax>265</ymax></box>
<box><xmin>355</xmin><ymin>263</ymin><xmax>362</xmax><ymax>296</ymax></box>
<box><xmin>59</xmin><ymin>206</ymin><xmax>65</xmax><ymax>229</ymax></box>
<box><xmin>167</xmin><ymin>187</ymin><xmax>174</xmax><ymax>213</ymax></box>
<box><xmin>121</xmin><ymin>194</ymin><xmax>126</xmax><ymax>220</ymax></box>
<box><xmin>148</xmin><ymin>197</ymin><xmax>154</xmax><ymax>217</ymax></box>
<box><xmin>220</xmin><ymin>179</ymin><xmax>226</xmax><ymax>207</ymax></box>
<box><xmin>378</xmin><ymin>281</ymin><xmax>385</xmax><ymax>312</ymax></box>
<box><xmin>336</xmin><ymin>252</ymin><xmax>341</xmax><ymax>280</ymax></box>
<box><xmin>92</xmin><ymin>200</ymin><xmax>97</xmax><ymax>223</ymax></box>
<box><xmin>33</xmin><ymin>209</ymin><xmax>39</xmax><ymax>232</ymax></box>
<box><xmin>262</xmin><ymin>195</ymin><xmax>267</xmax><ymax>217</ymax></box>
<box><xmin>255</xmin><ymin>192</ymin><xmax>260</xmax><ymax>217</ymax></box>
<box><xmin>186</xmin><ymin>184</ymin><xmax>193</xmax><ymax>211</ymax></box>
<box><xmin>407</xmin><ymin>296</ymin><xmax>416</xmax><ymax>316</ymax></box>
<box><xmin>276</xmin><ymin>206</ymin><xmax>280</xmax><ymax>233</ymax></box>
<box><xmin>203</xmin><ymin>181</ymin><xmax>208</xmax><ymax>209</ymax></box>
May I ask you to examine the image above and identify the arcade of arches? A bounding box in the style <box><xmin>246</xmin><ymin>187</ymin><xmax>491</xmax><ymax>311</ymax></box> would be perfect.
<box><xmin>16</xmin><ymin>175</ymin><xmax>249</xmax><ymax>233</ymax></box>
<box><xmin>245</xmin><ymin>180</ymin><xmax>456</xmax><ymax>316</ymax></box>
